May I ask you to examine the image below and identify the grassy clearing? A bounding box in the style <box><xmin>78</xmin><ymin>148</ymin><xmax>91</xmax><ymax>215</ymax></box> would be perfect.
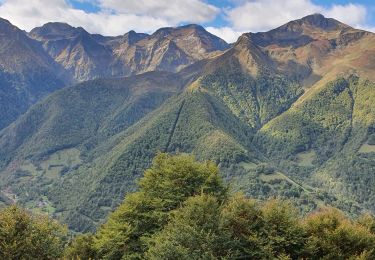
<box><xmin>238</xmin><ymin>162</ymin><xmax>257</xmax><ymax>170</ymax></box>
<box><xmin>296</xmin><ymin>150</ymin><xmax>316</xmax><ymax>167</ymax></box>
<box><xmin>359</xmin><ymin>143</ymin><xmax>375</xmax><ymax>153</ymax></box>
<box><xmin>20</xmin><ymin>148</ymin><xmax>81</xmax><ymax>180</ymax></box>
<box><xmin>20</xmin><ymin>162</ymin><xmax>39</xmax><ymax>177</ymax></box>
<box><xmin>27</xmin><ymin>195</ymin><xmax>56</xmax><ymax>215</ymax></box>
<box><xmin>259</xmin><ymin>172</ymin><xmax>289</xmax><ymax>182</ymax></box>
<box><xmin>239</xmin><ymin>161</ymin><xmax>313</xmax><ymax>193</ymax></box>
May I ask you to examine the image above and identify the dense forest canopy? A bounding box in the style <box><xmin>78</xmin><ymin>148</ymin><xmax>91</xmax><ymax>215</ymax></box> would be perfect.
<box><xmin>1</xmin><ymin>153</ymin><xmax>375</xmax><ymax>259</ymax></box>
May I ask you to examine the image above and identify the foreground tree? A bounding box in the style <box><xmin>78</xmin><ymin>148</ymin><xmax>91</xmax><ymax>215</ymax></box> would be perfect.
<box><xmin>221</xmin><ymin>195</ymin><xmax>306</xmax><ymax>259</ymax></box>
<box><xmin>92</xmin><ymin>153</ymin><xmax>227</xmax><ymax>259</ymax></box>
<box><xmin>64</xmin><ymin>233</ymin><xmax>96</xmax><ymax>260</ymax></box>
<box><xmin>65</xmin><ymin>153</ymin><xmax>375</xmax><ymax>259</ymax></box>
<box><xmin>302</xmin><ymin>208</ymin><xmax>375</xmax><ymax>259</ymax></box>
<box><xmin>0</xmin><ymin>205</ymin><xmax>67</xmax><ymax>259</ymax></box>
<box><xmin>145</xmin><ymin>194</ymin><xmax>231</xmax><ymax>259</ymax></box>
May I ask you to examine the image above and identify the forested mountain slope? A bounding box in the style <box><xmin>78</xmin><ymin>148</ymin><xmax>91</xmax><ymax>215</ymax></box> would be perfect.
<box><xmin>0</xmin><ymin>18</ymin><xmax>67</xmax><ymax>130</ymax></box>
<box><xmin>1</xmin><ymin>14</ymin><xmax>375</xmax><ymax>232</ymax></box>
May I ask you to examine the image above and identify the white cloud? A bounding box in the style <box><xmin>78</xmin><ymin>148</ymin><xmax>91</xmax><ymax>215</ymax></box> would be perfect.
<box><xmin>361</xmin><ymin>26</ymin><xmax>375</xmax><ymax>33</ymax></box>
<box><xmin>227</xmin><ymin>0</ymin><xmax>319</xmax><ymax>32</ymax></box>
<box><xmin>0</xmin><ymin>0</ymin><xmax>218</xmax><ymax>35</ymax></box>
<box><xmin>98</xmin><ymin>0</ymin><xmax>219</xmax><ymax>24</ymax></box>
<box><xmin>206</xmin><ymin>26</ymin><xmax>243</xmax><ymax>43</ymax></box>
<box><xmin>225</xmin><ymin>0</ymin><xmax>369</xmax><ymax>33</ymax></box>
<box><xmin>324</xmin><ymin>3</ymin><xmax>366</xmax><ymax>27</ymax></box>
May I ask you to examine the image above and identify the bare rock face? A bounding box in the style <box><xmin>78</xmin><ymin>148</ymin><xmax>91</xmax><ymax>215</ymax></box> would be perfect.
<box><xmin>30</xmin><ymin>23</ymin><xmax>230</xmax><ymax>81</ymax></box>
<box><xmin>227</xmin><ymin>14</ymin><xmax>370</xmax><ymax>79</ymax></box>
<box><xmin>30</xmin><ymin>23</ymin><xmax>114</xmax><ymax>81</ymax></box>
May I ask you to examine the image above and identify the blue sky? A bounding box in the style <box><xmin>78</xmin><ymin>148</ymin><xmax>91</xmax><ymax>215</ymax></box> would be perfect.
<box><xmin>0</xmin><ymin>0</ymin><xmax>374</xmax><ymax>42</ymax></box>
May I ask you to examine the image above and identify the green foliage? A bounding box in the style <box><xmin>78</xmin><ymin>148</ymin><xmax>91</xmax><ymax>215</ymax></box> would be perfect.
<box><xmin>145</xmin><ymin>195</ymin><xmax>229</xmax><ymax>259</ymax></box>
<box><xmin>220</xmin><ymin>195</ymin><xmax>305</xmax><ymax>259</ymax></box>
<box><xmin>2</xmin><ymin>62</ymin><xmax>375</xmax><ymax>239</ymax></box>
<box><xmin>252</xmin><ymin>76</ymin><xmax>375</xmax><ymax>217</ymax></box>
<box><xmin>92</xmin><ymin>153</ymin><xmax>227</xmax><ymax>259</ymax></box>
<box><xmin>0</xmin><ymin>205</ymin><xmax>67</xmax><ymax>259</ymax></box>
<box><xmin>358</xmin><ymin>213</ymin><xmax>375</xmax><ymax>234</ymax></box>
<box><xmin>368</xmin><ymin>134</ymin><xmax>375</xmax><ymax>145</ymax></box>
<box><xmin>255</xmin><ymin>77</ymin><xmax>355</xmax><ymax>161</ymax></box>
<box><xmin>302</xmin><ymin>208</ymin><xmax>375</xmax><ymax>259</ymax></box>
<box><xmin>145</xmin><ymin>196</ymin><xmax>375</xmax><ymax>260</ymax></box>
<box><xmin>139</xmin><ymin>153</ymin><xmax>226</xmax><ymax>202</ymax></box>
<box><xmin>0</xmin><ymin>73</ymin><xmax>183</xmax><ymax>231</ymax></box>
<box><xmin>200</xmin><ymin>69</ymin><xmax>303</xmax><ymax>128</ymax></box>
<box><xmin>47</xmin><ymin>90</ymin><xmax>253</xmax><ymax>232</ymax></box>
<box><xmin>255</xmin><ymin>163</ymin><xmax>275</xmax><ymax>174</ymax></box>
<box><xmin>64</xmin><ymin>233</ymin><xmax>96</xmax><ymax>260</ymax></box>
<box><xmin>64</xmin><ymin>154</ymin><xmax>375</xmax><ymax>259</ymax></box>
<box><xmin>0</xmin><ymin>62</ymin><xmax>65</xmax><ymax>132</ymax></box>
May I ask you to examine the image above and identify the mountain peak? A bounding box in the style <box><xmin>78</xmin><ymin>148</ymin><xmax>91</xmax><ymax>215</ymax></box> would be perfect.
<box><xmin>0</xmin><ymin>17</ymin><xmax>21</xmax><ymax>34</ymax></box>
<box><xmin>153</xmin><ymin>24</ymin><xmax>213</xmax><ymax>38</ymax></box>
<box><xmin>123</xmin><ymin>30</ymin><xmax>148</xmax><ymax>45</ymax></box>
<box><xmin>179</xmin><ymin>24</ymin><xmax>205</xmax><ymax>30</ymax></box>
<box><xmin>29</xmin><ymin>22</ymin><xmax>89</xmax><ymax>40</ymax></box>
<box><xmin>241</xmin><ymin>13</ymin><xmax>357</xmax><ymax>49</ymax></box>
<box><xmin>267</xmin><ymin>13</ymin><xmax>350</xmax><ymax>36</ymax></box>
<box><xmin>298</xmin><ymin>13</ymin><xmax>347</xmax><ymax>30</ymax></box>
<box><xmin>0</xmin><ymin>17</ymin><xmax>13</xmax><ymax>26</ymax></box>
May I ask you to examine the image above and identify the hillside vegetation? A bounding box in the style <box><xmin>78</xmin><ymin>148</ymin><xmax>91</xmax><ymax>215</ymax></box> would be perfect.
<box><xmin>3</xmin><ymin>154</ymin><xmax>375</xmax><ymax>259</ymax></box>
<box><xmin>1</xmin><ymin>14</ymin><xmax>375</xmax><ymax>235</ymax></box>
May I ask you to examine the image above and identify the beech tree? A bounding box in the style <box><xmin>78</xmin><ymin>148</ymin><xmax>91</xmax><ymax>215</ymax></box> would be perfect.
<box><xmin>0</xmin><ymin>205</ymin><xmax>67</xmax><ymax>260</ymax></box>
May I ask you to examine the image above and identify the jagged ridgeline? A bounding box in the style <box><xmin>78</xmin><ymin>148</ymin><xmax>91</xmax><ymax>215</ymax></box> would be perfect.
<box><xmin>0</xmin><ymin>14</ymin><xmax>375</xmax><ymax>233</ymax></box>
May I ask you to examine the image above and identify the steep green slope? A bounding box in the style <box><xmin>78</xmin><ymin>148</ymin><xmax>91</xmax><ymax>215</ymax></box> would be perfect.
<box><xmin>254</xmin><ymin>76</ymin><xmax>375</xmax><ymax>215</ymax></box>
<box><xmin>0</xmin><ymin>21</ymin><xmax>313</xmax><ymax>231</ymax></box>
<box><xmin>44</xmin><ymin>74</ymin><xmax>317</xmax><ymax>232</ymax></box>
<box><xmin>42</xmin><ymin>54</ymin><xmax>318</xmax><ymax>231</ymax></box>
<box><xmin>0</xmin><ymin>18</ymin><xmax>67</xmax><ymax>130</ymax></box>
<box><xmin>0</xmin><ymin>72</ymin><xmax>183</xmax><ymax>216</ymax></box>
<box><xmin>0</xmin><ymin>72</ymin><xmax>181</xmax><ymax>167</ymax></box>
<box><xmin>199</xmin><ymin>69</ymin><xmax>303</xmax><ymax>128</ymax></box>
<box><xmin>255</xmin><ymin>77</ymin><xmax>355</xmax><ymax>161</ymax></box>
<box><xmin>311</xmin><ymin>77</ymin><xmax>375</xmax><ymax>213</ymax></box>
<box><xmin>43</xmin><ymin>89</ymin><xmax>257</xmax><ymax>231</ymax></box>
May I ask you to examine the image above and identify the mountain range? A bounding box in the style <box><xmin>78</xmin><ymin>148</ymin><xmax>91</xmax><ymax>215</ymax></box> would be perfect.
<box><xmin>0</xmin><ymin>13</ymin><xmax>375</xmax><ymax>232</ymax></box>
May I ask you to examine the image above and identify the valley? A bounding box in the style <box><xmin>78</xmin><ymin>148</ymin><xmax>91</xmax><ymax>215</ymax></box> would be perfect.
<box><xmin>0</xmin><ymin>13</ymin><xmax>374</xmax><ymax>235</ymax></box>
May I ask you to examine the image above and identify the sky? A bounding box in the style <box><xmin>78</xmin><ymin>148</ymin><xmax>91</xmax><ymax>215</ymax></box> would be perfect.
<box><xmin>0</xmin><ymin>0</ymin><xmax>374</xmax><ymax>42</ymax></box>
